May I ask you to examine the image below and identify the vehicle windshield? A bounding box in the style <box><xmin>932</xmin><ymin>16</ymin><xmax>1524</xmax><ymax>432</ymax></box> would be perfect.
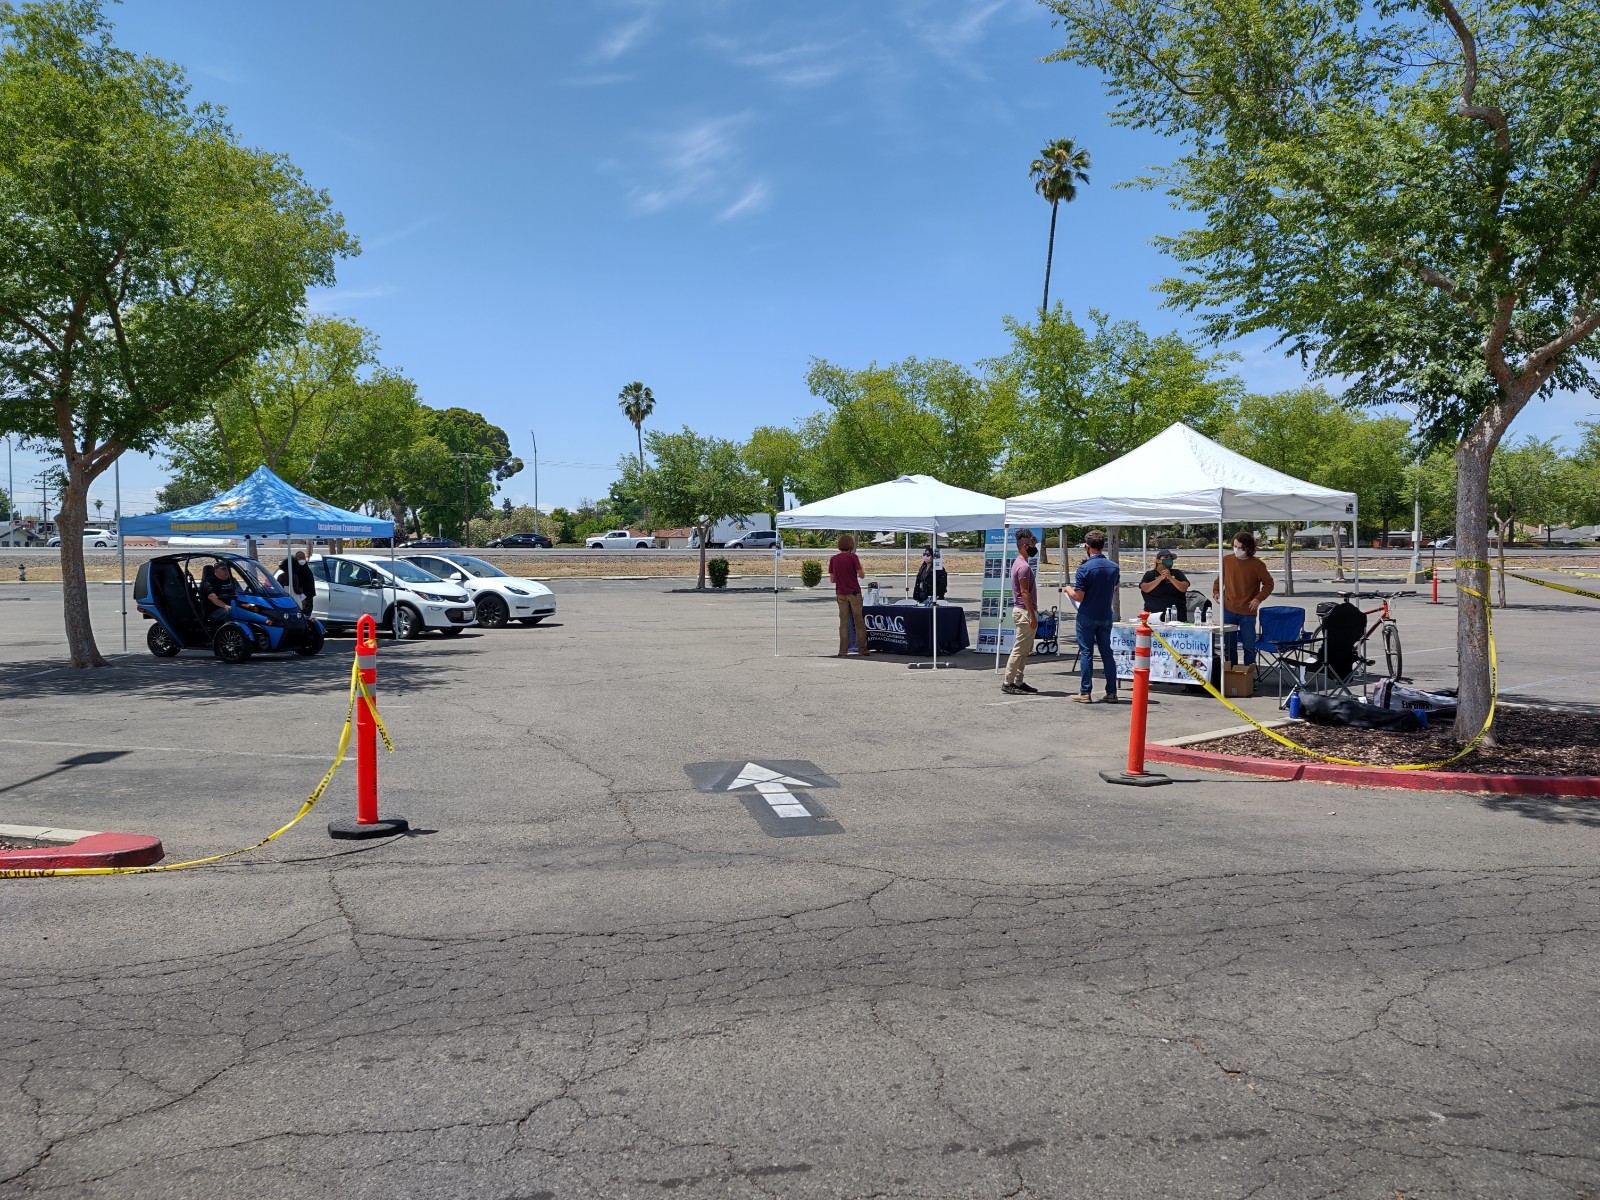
<box><xmin>444</xmin><ymin>555</ymin><xmax>507</xmax><ymax>578</ymax></box>
<box><xmin>224</xmin><ymin>558</ymin><xmax>287</xmax><ymax>597</ymax></box>
<box><xmin>372</xmin><ymin>559</ymin><xmax>444</xmax><ymax>584</ymax></box>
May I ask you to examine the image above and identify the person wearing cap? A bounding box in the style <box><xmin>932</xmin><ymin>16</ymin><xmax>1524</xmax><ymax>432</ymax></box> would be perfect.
<box><xmin>912</xmin><ymin>545</ymin><xmax>947</xmax><ymax>603</ymax></box>
<box><xmin>1139</xmin><ymin>549</ymin><xmax>1189</xmax><ymax>620</ymax></box>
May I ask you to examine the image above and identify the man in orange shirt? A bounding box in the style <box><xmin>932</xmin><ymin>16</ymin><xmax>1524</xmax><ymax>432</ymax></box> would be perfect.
<box><xmin>1212</xmin><ymin>531</ymin><xmax>1274</xmax><ymax>666</ymax></box>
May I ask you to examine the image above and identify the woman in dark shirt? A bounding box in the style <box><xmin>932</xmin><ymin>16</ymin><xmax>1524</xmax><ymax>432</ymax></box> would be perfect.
<box><xmin>1138</xmin><ymin>550</ymin><xmax>1190</xmax><ymax>618</ymax></box>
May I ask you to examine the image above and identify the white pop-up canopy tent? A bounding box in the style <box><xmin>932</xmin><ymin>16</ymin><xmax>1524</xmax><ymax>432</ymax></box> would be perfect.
<box><xmin>776</xmin><ymin>474</ymin><xmax>1007</xmax><ymax>666</ymax></box>
<box><xmin>1004</xmin><ymin>422</ymin><xmax>1360</xmax><ymax>636</ymax></box>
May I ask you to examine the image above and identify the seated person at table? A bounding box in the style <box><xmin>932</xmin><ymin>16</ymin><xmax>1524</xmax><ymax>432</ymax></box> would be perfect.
<box><xmin>200</xmin><ymin>562</ymin><xmax>238</xmax><ymax>622</ymax></box>
<box><xmin>912</xmin><ymin>546</ymin><xmax>948</xmax><ymax>603</ymax></box>
<box><xmin>1139</xmin><ymin>549</ymin><xmax>1189</xmax><ymax>618</ymax></box>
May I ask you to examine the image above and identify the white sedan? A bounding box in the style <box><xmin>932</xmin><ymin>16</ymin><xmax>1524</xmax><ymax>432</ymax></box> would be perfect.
<box><xmin>400</xmin><ymin>552</ymin><xmax>557</xmax><ymax>628</ymax></box>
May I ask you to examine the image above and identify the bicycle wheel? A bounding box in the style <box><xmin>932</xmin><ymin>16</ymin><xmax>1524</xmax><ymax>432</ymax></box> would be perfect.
<box><xmin>1383</xmin><ymin>621</ymin><xmax>1403</xmax><ymax>680</ymax></box>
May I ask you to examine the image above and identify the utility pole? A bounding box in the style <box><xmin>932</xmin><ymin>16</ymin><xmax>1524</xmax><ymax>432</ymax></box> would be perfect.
<box><xmin>529</xmin><ymin>430</ymin><xmax>539</xmax><ymax>535</ymax></box>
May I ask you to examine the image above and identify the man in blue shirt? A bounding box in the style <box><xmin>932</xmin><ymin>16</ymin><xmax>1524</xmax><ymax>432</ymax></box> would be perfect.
<box><xmin>1066</xmin><ymin>529</ymin><xmax>1120</xmax><ymax>703</ymax></box>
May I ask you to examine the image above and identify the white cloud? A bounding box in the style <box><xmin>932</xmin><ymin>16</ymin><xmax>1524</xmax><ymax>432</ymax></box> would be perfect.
<box><xmin>914</xmin><ymin>0</ymin><xmax>1010</xmax><ymax>77</ymax></box>
<box><xmin>719</xmin><ymin>181</ymin><xmax>770</xmax><ymax>221</ymax></box>
<box><xmin>594</xmin><ymin>14</ymin><xmax>651</xmax><ymax>62</ymax></box>
<box><xmin>630</xmin><ymin>114</ymin><xmax>761</xmax><ymax>218</ymax></box>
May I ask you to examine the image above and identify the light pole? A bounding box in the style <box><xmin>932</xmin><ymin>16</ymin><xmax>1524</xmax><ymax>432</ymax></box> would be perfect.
<box><xmin>529</xmin><ymin>430</ymin><xmax>539</xmax><ymax>535</ymax></box>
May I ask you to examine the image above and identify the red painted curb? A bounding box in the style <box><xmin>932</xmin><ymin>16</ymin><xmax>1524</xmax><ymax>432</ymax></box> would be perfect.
<box><xmin>1145</xmin><ymin>743</ymin><xmax>1600</xmax><ymax>797</ymax></box>
<box><xmin>0</xmin><ymin>832</ymin><xmax>165</xmax><ymax>872</ymax></box>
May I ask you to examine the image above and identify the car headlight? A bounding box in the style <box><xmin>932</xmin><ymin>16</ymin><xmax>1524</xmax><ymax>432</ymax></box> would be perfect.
<box><xmin>505</xmin><ymin>586</ymin><xmax>529</xmax><ymax>595</ymax></box>
<box><xmin>415</xmin><ymin>591</ymin><xmax>447</xmax><ymax>602</ymax></box>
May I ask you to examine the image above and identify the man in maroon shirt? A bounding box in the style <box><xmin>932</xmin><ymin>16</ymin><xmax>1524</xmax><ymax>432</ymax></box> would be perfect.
<box><xmin>1003</xmin><ymin>529</ymin><xmax>1038</xmax><ymax>694</ymax></box>
<box><xmin>828</xmin><ymin>533</ymin><xmax>870</xmax><ymax>657</ymax></box>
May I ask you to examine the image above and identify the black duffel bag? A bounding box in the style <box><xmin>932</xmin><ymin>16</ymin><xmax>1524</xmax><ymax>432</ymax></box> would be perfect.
<box><xmin>1301</xmin><ymin>693</ymin><xmax>1423</xmax><ymax>733</ymax></box>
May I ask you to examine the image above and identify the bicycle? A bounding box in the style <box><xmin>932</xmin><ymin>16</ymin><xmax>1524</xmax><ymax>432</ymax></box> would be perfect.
<box><xmin>1335</xmin><ymin>590</ymin><xmax>1414</xmax><ymax>681</ymax></box>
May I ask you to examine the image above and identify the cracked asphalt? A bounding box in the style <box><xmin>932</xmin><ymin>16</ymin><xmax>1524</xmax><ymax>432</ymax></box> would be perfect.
<box><xmin>1</xmin><ymin>576</ymin><xmax>1597</xmax><ymax>1199</ymax></box>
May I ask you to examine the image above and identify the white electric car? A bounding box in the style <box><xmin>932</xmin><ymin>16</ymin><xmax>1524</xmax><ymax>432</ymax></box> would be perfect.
<box><xmin>306</xmin><ymin>553</ymin><xmax>476</xmax><ymax>639</ymax></box>
<box><xmin>399</xmin><ymin>552</ymin><xmax>557</xmax><ymax>628</ymax></box>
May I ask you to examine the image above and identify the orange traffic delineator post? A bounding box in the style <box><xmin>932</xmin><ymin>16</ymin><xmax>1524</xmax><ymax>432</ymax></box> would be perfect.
<box><xmin>329</xmin><ymin>613</ymin><xmax>409</xmax><ymax>839</ymax></box>
<box><xmin>1100</xmin><ymin>611</ymin><xmax>1172</xmax><ymax>788</ymax></box>
<box><xmin>1432</xmin><ymin>572</ymin><xmax>1439</xmax><ymax>604</ymax></box>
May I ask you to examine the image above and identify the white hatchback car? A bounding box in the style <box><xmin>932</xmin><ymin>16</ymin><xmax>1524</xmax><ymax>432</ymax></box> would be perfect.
<box><xmin>306</xmin><ymin>553</ymin><xmax>476</xmax><ymax>639</ymax></box>
<box><xmin>399</xmin><ymin>552</ymin><xmax>557</xmax><ymax>628</ymax></box>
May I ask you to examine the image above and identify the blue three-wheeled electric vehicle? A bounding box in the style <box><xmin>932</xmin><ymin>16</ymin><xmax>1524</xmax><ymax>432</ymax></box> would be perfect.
<box><xmin>134</xmin><ymin>552</ymin><xmax>325</xmax><ymax>663</ymax></box>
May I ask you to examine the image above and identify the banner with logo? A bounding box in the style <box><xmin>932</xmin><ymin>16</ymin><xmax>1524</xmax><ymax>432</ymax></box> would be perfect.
<box><xmin>977</xmin><ymin>527</ymin><xmax>1048</xmax><ymax>655</ymax></box>
<box><xmin>1109</xmin><ymin>621</ymin><xmax>1215</xmax><ymax>683</ymax></box>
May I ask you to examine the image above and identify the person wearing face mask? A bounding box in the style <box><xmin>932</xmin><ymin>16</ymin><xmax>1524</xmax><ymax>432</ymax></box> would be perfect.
<box><xmin>1213</xmin><ymin>531</ymin><xmax>1274</xmax><ymax>665</ymax></box>
<box><xmin>912</xmin><ymin>545</ymin><xmax>947</xmax><ymax>604</ymax></box>
<box><xmin>1001</xmin><ymin>529</ymin><xmax>1039</xmax><ymax>694</ymax></box>
<box><xmin>1139</xmin><ymin>549</ymin><xmax>1189</xmax><ymax>620</ymax></box>
<box><xmin>1066</xmin><ymin>529</ymin><xmax>1120</xmax><ymax>702</ymax></box>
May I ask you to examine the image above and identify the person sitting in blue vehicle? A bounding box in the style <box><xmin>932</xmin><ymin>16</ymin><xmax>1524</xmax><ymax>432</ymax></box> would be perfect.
<box><xmin>200</xmin><ymin>562</ymin><xmax>238</xmax><ymax>622</ymax></box>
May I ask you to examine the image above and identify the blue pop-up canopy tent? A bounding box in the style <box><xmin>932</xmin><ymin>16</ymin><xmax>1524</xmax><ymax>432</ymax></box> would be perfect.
<box><xmin>122</xmin><ymin>465</ymin><xmax>393</xmax><ymax>539</ymax></box>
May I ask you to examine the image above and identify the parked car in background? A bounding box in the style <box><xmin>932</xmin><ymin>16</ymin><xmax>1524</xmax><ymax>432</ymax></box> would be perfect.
<box><xmin>689</xmin><ymin>514</ymin><xmax>773</xmax><ymax>549</ymax></box>
<box><xmin>401</xmin><ymin>552</ymin><xmax>556</xmax><ymax>627</ymax></box>
<box><xmin>585</xmin><ymin>529</ymin><xmax>656</xmax><ymax>549</ymax></box>
<box><xmin>48</xmin><ymin>528</ymin><xmax>119</xmax><ymax>548</ymax></box>
<box><xmin>400</xmin><ymin>536</ymin><xmax>462</xmax><ymax>549</ymax></box>
<box><xmin>723</xmin><ymin>530</ymin><xmax>783</xmax><ymax>551</ymax></box>
<box><xmin>306</xmin><ymin>554</ymin><xmax>475</xmax><ymax>639</ymax></box>
<box><xmin>486</xmin><ymin>532</ymin><xmax>552</xmax><ymax>548</ymax></box>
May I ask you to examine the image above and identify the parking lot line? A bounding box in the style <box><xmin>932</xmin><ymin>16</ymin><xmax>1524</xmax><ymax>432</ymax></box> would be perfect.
<box><xmin>0</xmin><ymin>737</ymin><xmax>330</xmax><ymax>760</ymax></box>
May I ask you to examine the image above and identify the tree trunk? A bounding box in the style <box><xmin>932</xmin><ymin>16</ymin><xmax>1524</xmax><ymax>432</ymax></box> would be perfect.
<box><xmin>637</xmin><ymin>427</ymin><xmax>648</xmax><ymax>526</ymax></box>
<box><xmin>1455</xmin><ymin>432</ymin><xmax>1497</xmax><ymax>745</ymax></box>
<box><xmin>1042</xmin><ymin>201</ymin><xmax>1058</xmax><ymax>316</ymax></box>
<box><xmin>1107</xmin><ymin>527</ymin><xmax>1122</xmax><ymax>620</ymax></box>
<box><xmin>1281</xmin><ymin>523</ymin><xmax>1295</xmax><ymax>597</ymax></box>
<box><xmin>56</xmin><ymin>471</ymin><xmax>106</xmax><ymax>669</ymax></box>
<box><xmin>698</xmin><ymin>529</ymin><xmax>708</xmax><ymax>590</ymax></box>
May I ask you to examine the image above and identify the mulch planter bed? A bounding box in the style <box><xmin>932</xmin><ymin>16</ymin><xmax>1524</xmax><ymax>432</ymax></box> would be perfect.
<box><xmin>1199</xmin><ymin>707</ymin><xmax>1600</xmax><ymax>776</ymax></box>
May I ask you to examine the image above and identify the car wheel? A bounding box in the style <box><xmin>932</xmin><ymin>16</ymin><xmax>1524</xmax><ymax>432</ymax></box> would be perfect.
<box><xmin>476</xmin><ymin>593</ymin><xmax>510</xmax><ymax>627</ymax></box>
<box><xmin>440</xmin><ymin>626</ymin><xmax>465</xmax><ymax>637</ymax></box>
<box><xmin>517</xmin><ymin>616</ymin><xmax>545</xmax><ymax>625</ymax></box>
<box><xmin>93</xmin><ymin>540</ymin><xmax>107</xmax><ymax>548</ymax></box>
<box><xmin>213</xmin><ymin>624</ymin><xmax>253</xmax><ymax>663</ymax></box>
<box><xmin>295</xmin><ymin>626</ymin><xmax>325</xmax><ymax>657</ymax></box>
<box><xmin>147</xmin><ymin>623</ymin><xmax>181</xmax><ymax>658</ymax></box>
<box><xmin>392</xmin><ymin>604</ymin><xmax>422</xmax><ymax>640</ymax></box>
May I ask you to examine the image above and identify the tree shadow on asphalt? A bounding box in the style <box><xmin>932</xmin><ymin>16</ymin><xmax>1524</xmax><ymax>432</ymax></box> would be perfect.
<box><xmin>0</xmin><ymin>637</ymin><xmax>463</xmax><ymax>702</ymax></box>
<box><xmin>1475</xmin><ymin>794</ymin><xmax>1600</xmax><ymax>827</ymax></box>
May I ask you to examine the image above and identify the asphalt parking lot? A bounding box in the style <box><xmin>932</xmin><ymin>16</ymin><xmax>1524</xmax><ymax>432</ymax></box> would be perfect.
<box><xmin>2</xmin><ymin>573</ymin><xmax>1597</xmax><ymax>1199</ymax></box>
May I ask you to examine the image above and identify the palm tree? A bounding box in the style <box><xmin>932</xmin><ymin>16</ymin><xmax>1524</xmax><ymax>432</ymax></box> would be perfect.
<box><xmin>1029</xmin><ymin>138</ymin><xmax>1091</xmax><ymax>316</ymax></box>
<box><xmin>617</xmin><ymin>381</ymin><xmax>655</xmax><ymax>473</ymax></box>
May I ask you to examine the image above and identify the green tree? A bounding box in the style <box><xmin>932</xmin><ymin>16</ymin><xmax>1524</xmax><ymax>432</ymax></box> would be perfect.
<box><xmin>401</xmin><ymin>408</ymin><xmax>522</xmax><ymax>541</ymax></box>
<box><xmin>639</xmin><ymin>427</ymin><xmax>766</xmax><ymax>588</ymax></box>
<box><xmin>1041</xmin><ymin>0</ymin><xmax>1600</xmax><ymax>741</ymax></box>
<box><xmin>1488</xmin><ymin>436</ymin><xmax>1565</xmax><ymax>603</ymax></box>
<box><xmin>1029</xmin><ymin>138</ymin><xmax>1091</xmax><ymax>316</ymax></box>
<box><xmin>743</xmin><ymin>424</ymin><xmax>807</xmax><ymax>512</ymax></box>
<box><xmin>1571</xmin><ymin>420</ymin><xmax>1600</xmax><ymax>528</ymax></box>
<box><xmin>155</xmin><ymin>476</ymin><xmax>215</xmax><ymax>513</ymax></box>
<box><xmin>0</xmin><ymin>1</ymin><xmax>353</xmax><ymax>666</ymax></box>
<box><xmin>617</xmin><ymin>381</ymin><xmax>655</xmax><ymax>472</ymax></box>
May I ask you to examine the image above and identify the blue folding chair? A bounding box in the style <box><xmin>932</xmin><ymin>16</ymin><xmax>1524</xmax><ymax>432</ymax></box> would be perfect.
<box><xmin>1255</xmin><ymin>605</ymin><xmax>1308</xmax><ymax>704</ymax></box>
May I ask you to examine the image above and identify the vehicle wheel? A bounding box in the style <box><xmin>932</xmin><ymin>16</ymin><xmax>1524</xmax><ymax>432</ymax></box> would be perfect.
<box><xmin>93</xmin><ymin>540</ymin><xmax>107</xmax><ymax>548</ymax></box>
<box><xmin>295</xmin><ymin>626</ymin><xmax>325</xmax><ymax>657</ymax></box>
<box><xmin>392</xmin><ymin>604</ymin><xmax>422</xmax><ymax>640</ymax></box>
<box><xmin>518</xmin><ymin>616</ymin><xmax>545</xmax><ymax>625</ymax></box>
<box><xmin>440</xmin><ymin>626</ymin><xmax>465</xmax><ymax>637</ymax></box>
<box><xmin>213</xmin><ymin>624</ymin><xmax>253</xmax><ymax>663</ymax></box>
<box><xmin>1383</xmin><ymin>622</ymin><xmax>1403</xmax><ymax>680</ymax></box>
<box><xmin>476</xmin><ymin>593</ymin><xmax>510</xmax><ymax>628</ymax></box>
<box><xmin>147</xmin><ymin>623</ymin><xmax>181</xmax><ymax>658</ymax></box>
<box><xmin>636</xmin><ymin>542</ymin><xmax>650</xmax><ymax>549</ymax></box>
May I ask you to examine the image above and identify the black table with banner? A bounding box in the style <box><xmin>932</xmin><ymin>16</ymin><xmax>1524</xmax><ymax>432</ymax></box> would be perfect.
<box><xmin>862</xmin><ymin>603</ymin><xmax>970</xmax><ymax>656</ymax></box>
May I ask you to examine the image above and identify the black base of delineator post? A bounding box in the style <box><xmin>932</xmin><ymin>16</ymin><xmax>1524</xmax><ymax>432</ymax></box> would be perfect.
<box><xmin>328</xmin><ymin>816</ymin><xmax>410</xmax><ymax>839</ymax></box>
<box><xmin>1098</xmin><ymin>770</ymin><xmax>1172</xmax><ymax>787</ymax></box>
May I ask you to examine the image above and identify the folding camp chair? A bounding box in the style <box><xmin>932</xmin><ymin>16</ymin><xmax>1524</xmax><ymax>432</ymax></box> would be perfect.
<box><xmin>1280</xmin><ymin>600</ymin><xmax>1367</xmax><ymax>700</ymax></box>
<box><xmin>1254</xmin><ymin>605</ymin><xmax>1308</xmax><ymax>703</ymax></box>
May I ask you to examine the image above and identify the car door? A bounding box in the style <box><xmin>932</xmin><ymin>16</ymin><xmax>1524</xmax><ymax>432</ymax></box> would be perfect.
<box><xmin>305</xmin><ymin>558</ymin><xmax>334</xmax><ymax>621</ymax></box>
<box><xmin>337</xmin><ymin>560</ymin><xmax>386</xmax><ymax>623</ymax></box>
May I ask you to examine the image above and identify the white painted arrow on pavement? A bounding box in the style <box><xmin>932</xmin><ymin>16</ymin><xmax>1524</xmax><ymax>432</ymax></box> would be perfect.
<box><xmin>726</xmin><ymin>762</ymin><xmax>813</xmax><ymax>818</ymax></box>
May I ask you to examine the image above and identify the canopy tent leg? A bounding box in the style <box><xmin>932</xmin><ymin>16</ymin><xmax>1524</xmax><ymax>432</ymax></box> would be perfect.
<box><xmin>904</xmin><ymin>533</ymin><xmax>910</xmax><ymax>598</ymax></box>
<box><xmin>1142</xmin><ymin>526</ymin><xmax>1148</xmax><ymax>574</ymax></box>
<box><xmin>1217</xmin><ymin>520</ymin><xmax>1226</xmax><ymax>664</ymax></box>
<box><xmin>773</xmin><ymin>543</ymin><xmax>779</xmax><ymax>657</ymax></box>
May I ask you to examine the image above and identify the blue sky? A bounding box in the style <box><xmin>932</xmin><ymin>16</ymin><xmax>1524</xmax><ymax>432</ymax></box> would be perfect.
<box><xmin>7</xmin><ymin>0</ymin><xmax>1595</xmax><ymax>518</ymax></box>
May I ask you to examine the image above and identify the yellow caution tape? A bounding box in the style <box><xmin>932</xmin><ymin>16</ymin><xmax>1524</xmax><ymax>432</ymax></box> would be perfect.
<box><xmin>2</xmin><ymin>656</ymin><xmax>394</xmax><ymax>878</ymax></box>
<box><xmin>1503</xmin><ymin>570</ymin><xmax>1600</xmax><ymax>602</ymax></box>
<box><xmin>1550</xmin><ymin>566</ymin><xmax>1600</xmax><ymax>580</ymax></box>
<box><xmin>1148</xmin><ymin>564</ymin><xmax>1497</xmax><ymax>771</ymax></box>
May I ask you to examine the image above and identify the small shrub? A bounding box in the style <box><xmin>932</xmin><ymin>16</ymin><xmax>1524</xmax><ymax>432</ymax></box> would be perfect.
<box><xmin>800</xmin><ymin>559</ymin><xmax>823</xmax><ymax>588</ymax></box>
<box><xmin>707</xmin><ymin>558</ymin><xmax>730</xmax><ymax>588</ymax></box>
